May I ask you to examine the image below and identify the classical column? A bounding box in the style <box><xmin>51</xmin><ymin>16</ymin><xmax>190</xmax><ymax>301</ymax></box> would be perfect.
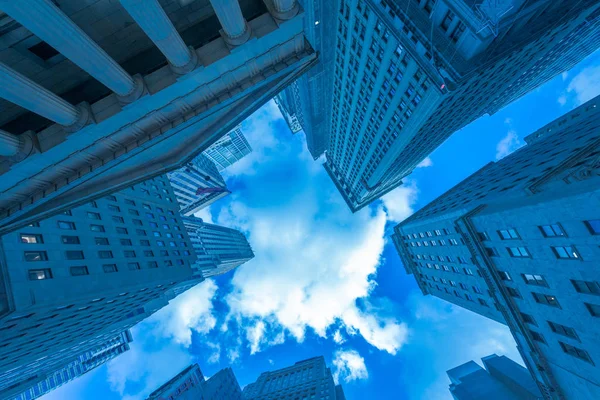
<box><xmin>0</xmin><ymin>63</ymin><xmax>90</xmax><ymax>130</ymax></box>
<box><xmin>0</xmin><ymin>0</ymin><xmax>144</xmax><ymax>102</ymax></box>
<box><xmin>209</xmin><ymin>0</ymin><xmax>251</xmax><ymax>46</ymax></box>
<box><xmin>120</xmin><ymin>0</ymin><xmax>198</xmax><ymax>74</ymax></box>
<box><xmin>271</xmin><ymin>0</ymin><xmax>299</xmax><ymax>20</ymax></box>
<box><xmin>0</xmin><ymin>130</ymin><xmax>35</xmax><ymax>160</ymax></box>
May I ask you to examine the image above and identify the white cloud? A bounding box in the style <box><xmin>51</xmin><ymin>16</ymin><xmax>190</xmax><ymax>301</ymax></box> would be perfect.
<box><xmin>193</xmin><ymin>206</ymin><xmax>215</xmax><ymax>224</ymax></box>
<box><xmin>495</xmin><ymin>130</ymin><xmax>522</xmax><ymax>160</ymax></box>
<box><xmin>559</xmin><ymin>65</ymin><xmax>600</xmax><ymax>107</ymax></box>
<box><xmin>381</xmin><ymin>181</ymin><xmax>419</xmax><ymax>223</ymax></box>
<box><xmin>333</xmin><ymin>330</ymin><xmax>346</xmax><ymax>345</ymax></box>
<box><xmin>416</xmin><ymin>157</ymin><xmax>433</xmax><ymax>168</ymax></box>
<box><xmin>332</xmin><ymin>349</ymin><xmax>369</xmax><ymax>384</ymax></box>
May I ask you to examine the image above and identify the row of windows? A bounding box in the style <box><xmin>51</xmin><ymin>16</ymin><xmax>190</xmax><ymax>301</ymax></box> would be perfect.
<box><xmin>478</xmin><ymin>220</ymin><xmax>600</xmax><ymax>241</ymax></box>
<box><xmin>24</xmin><ymin>247</ymin><xmax>191</xmax><ymax>262</ymax></box>
<box><xmin>55</xmin><ymin>220</ymin><xmax>182</xmax><ymax>233</ymax></box>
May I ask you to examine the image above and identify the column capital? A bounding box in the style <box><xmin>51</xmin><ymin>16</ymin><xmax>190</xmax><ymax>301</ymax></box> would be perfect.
<box><xmin>268</xmin><ymin>0</ymin><xmax>299</xmax><ymax>21</ymax></box>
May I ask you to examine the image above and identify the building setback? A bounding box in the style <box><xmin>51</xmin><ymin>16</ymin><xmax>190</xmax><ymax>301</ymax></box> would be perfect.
<box><xmin>447</xmin><ymin>354</ymin><xmax>542</xmax><ymax>400</ymax></box>
<box><xmin>9</xmin><ymin>331</ymin><xmax>133</xmax><ymax>400</ymax></box>
<box><xmin>167</xmin><ymin>154</ymin><xmax>230</xmax><ymax>216</ymax></box>
<box><xmin>146</xmin><ymin>363</ymin><xmax>243</xmax><ymax>400</ymax></box>
<box><xmin>0</xmin><ymin>0</ymin><xmax>317</xmax><ymax>234</ymax></box>
<box><xmin>243</xmin><ymin>356</ymin><xmax>346</xmax><ymax>399</ymax></box>
<box><xmin>319</xmin><ymin>0</ymin><xmax>600</xmax><ymax>212</ymax></box>
<box><xmin>392</xmin><ymin>95</ymin><xmax>600</xmax><ymax>399</ymax></box>
<box><xmin>0</xmin><ymin>175</ymin><xmax>201</xmax><ymax>399</ymax></box>
<box><xmin>183</xmin><ymin>216</ymin><xmax>254</xmax><ymax>278</ymax></box>
<box><xmin>203</xmin><ymin>125</ymin><xmax>252</xmax><ymax>172</ymax></box>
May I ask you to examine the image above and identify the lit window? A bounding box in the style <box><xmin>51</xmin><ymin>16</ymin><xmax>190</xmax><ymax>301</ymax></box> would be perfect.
<box><xmin>20</xmin><ymin>234</ymin><xmax>43</xmax><ymax>244</ymax></box>
<box><xmin>552</xmin><ymin>246</ymin><xmax>580</xmax><ymax>260</ymax></box>
<box><xmin>24</xmin><ymin>251</ymin><xmax>48</xmax><ymax>262</ymax></box>
<box><xmin>532</xmin><ymin>292</ymin><xmax>560</xmax><ymax>308</ymax></box>
<box><xmin>90</xmin><ymin>224</ymin><xmax>105</xmax><ymax>232</ymax></box>
<box><xmin>539</xmin><ymin>224</ymin><xmax>565</xmax><ymax>237</ymax></box>
<box><xmin>522</xmin><ymin>274</ymin><xmax>548</xmax><ymax>287</ymax></box>
<box><xmin>507</xmin><ymin>247</ymin><xmax>530</xmax><ymax>258</ymax></box>
<box><xmin>87</xmin><ymin>212</ymin><xmax>101</xmax><ymax>220</ymax></box>
<box><xmin>498</xmin><ymin>229</ymin><xmax>520</xmax><ymax>240</ymax></box>
<box><xmin>28</xmin><ymin>269</ymin><xmax>52</xmax><ymax>280</ymax></box>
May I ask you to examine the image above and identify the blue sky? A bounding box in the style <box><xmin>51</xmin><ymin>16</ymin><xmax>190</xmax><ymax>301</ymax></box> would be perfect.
<box><xmin>42</xmin><ymin>50</ymin><xmax>600</xmax><ymax>400</ymax></box>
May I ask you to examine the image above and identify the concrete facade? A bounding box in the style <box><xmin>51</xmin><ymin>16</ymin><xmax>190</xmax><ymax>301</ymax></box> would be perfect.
<box><xmin>0</xmin><ymin>174</ymin><xmax>201</xmax><ymax>399</ymax></box>
<box><xmin>447</xmin><ymin>354</ymin><xmax>542</xmax><ymax>400</ymax></box>
<box><xmin>320</xmin><ymin>0</ymin><xmax>600</xmax><ymax>212</ymax></box>
<box><xmin>393</xmin><ymin>95</ymin><xmax>600</xmax><ymax>399</ymax></box>
<box><xmin>203</xmin><ymin>124</ymin><xmax>252</xmax><ymax>171</ymax></box>
<box><xmin>243</xmin><ymin>356</ymin><xmax>346</xmax><ymax>399</ymax></box>
<box><xmin>0</xmin><ymin>0</ymin><xmax>317</xmax><ymax>234</ymax></box>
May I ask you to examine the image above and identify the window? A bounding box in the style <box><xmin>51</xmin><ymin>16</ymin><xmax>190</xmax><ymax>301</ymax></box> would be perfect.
<box><xmin>548</xmin><ymin>321</ymin><xmax>578</xmax><ymax>339</ymax></box>
<box><xmin>143</xmin><ymin>204</ymin><xmax>151</xmax><ymax>210</ymax></box>
<box><xmin>164</xmin><ymin>260</ymin><xmax>173</xmax><ymax>266</ymax></box>
<box><xmin>463</xmin><ymin>268</ymin><xmax>473</xmax><ymax>276</ymax></box>
<box><xmin>521</xmin><ymin>312</ymin><xmax>537</xmax><ymax>325</ymax></box>
<box><xmin>28</xmin><ymin>269</ymin><xmax>52</xmax><ymax>280</ymax></box>
<box><xmin>477</xmin><ymin>231</ymin><xmax>490</xmax><ymax>241</ymax></box>
<box><xmin>20</xmin><ymin>234</ymin><xmax>43</xmax><ymax>244</ymax></box>
<box><xmin>90</xmin><ymin>224</ymin><xmax>105</xmax><ymax>232</ymax></box>
<box><xmin>585</xmin><ymin>302</ymin><xmax>600</xmax><ymax>317</ymax></box>
<box><xmin>140</xmin><ymin>240</ymin><xmax>150</xmax><ymax>246</ymax></box>
<box><xmin>532</xmin><ymin>292</ymin><xmax>560</xmax><ymax>308</ymax></box>
<box><xmin>108</xmin><ymin>205</ymin><xmax>120</xmax><ymax>212</ymax></box>
<box><xmin>529</xmin><ymin>330</ymin><xmax>546</xmax><ymax>344</ymax></box>
<box><xmin>507</xmin><ymin>247</ymin><xmax>530</xmax><ymax>258</ymax></box>
<box><xmin>498</xmin><ymin>229</ymin><xmax>520</xmax><ymax>239</ymax></box>
<box><xmin>27</xmin><ymin>222</ymin><xmax>40</xmax><ymax>227</ymax></box>
<box><xmin>127</xmin><ymin>262</ymin><xmax>140</xmax><ymax>270</ymax></box>
<box><xmin>485</xmin><ymin>247</ymin><xmax>499</xmax><ymax>257</ymax></box>
<box><xmin>112</xmin><ymin>216</ymin><xmax>124</xmax><ymax>223</ymax></box>
<box><xmin>441</xmin><ymin>10</ymin><xmax>454</xmax><ymax>31</ymax></box>
<box><xmin>61</xmin><ymin>236</ymin><xmax>80</xmax><ymax>244</ymax></box>
<box><xmin>120</xmin><ymin>239</ymin><xmax>132</xmax><ymax>246</ymax></box>
<box><xmin>478</xmin><ymin>298</ymin><xmax>488</xmax><ymax>307</ymax></box>
<box><xmin>129</xmin><ymin>209</ymin><xmax>139</xmax><ymax>216</ymax></box>
<box><xmin>105</xmin><ymin>195</ymin><xmax>117</xmax><ymax>202</ymax></box>
<box><xmin>539</xmin><ymin>224</ymin><xmax>565</xmax><ymax>237</ymax></box>
<box><xmin>124</xmin><ymin>199</ymin><xmax>135</xmax><ymax>206</ymax></box>
<box><xmin>157</xmin><ymin>241</ymin><xmax>165</xmax><ymax>247</ymax></box>
<box><xmin>449</xmin><ymin>22</ymin><xmax>466</xmax><ymax>42</ymax></box>
<box><xmin>506</xmin><ymin>287</ymin><xmax>521</xmax><ymax>298</ymax></box>
<box><xmin>147</xmin><ymin>261</ymin><xmax>158</xmax><ymax>268</ymax></box>
<box><xmin>176</xmin><ymin>259</ymin><xmax>184</xmax><ymax>265</ymax></box>
<box><xmin>144</xmin><ymin>250</ymin><xmax>154</xmax><ymax>257</ymax></box>
<box><xmin>70</xmin><ymin>266</ymin><xmax>89</xmax><ymax>276</ymax></box>
<box><xmin>472</xmin><ymin>285</ymin><xmax>482</xmax><ymax>294</ymax></box>
<box><xmin>560</xmin><ymin>342</ymin><xmax>594</xmax><ymax>364</ymax></box>
<box><xmin>457</xmin><ymin>256</ymin><xmax>467</xmax><ymax>264</ymax></box>
<box><xmin>116</xmin><ymin>227</ymin><xmax>128</xmax><ymax>234</ymax></box>
<box><xmin>24</xmin><ymin>251</ymin><xmax>48</xmax><ymax>262</ymax></box>
<box><xmin>136</xmin><ymin>229</ymin><xmax>147</xmax><ymax>236</ymax></box>
<box><xmin>551</xmin><ymin>246</ymin><xmax>580</xmax><ymax>260</ymax></box>
<box><xmin>98</xmin><ymin>251</ymin><xmax>113</xmax><ymax>259</ymax></box>
<box><xmin>153</xmin><ymin>231</ymin><xmax>161</xmax><ymax>237</ymax></box>
<box><xmin>522</xmin><ymin>274</ymin><xmax>548</xmax><ymax>287</ymax></box>
<box><xmin>58</xmin><ymin>221</ymin><xmax>76</xmax><ymax>230</ymax></box>
<box><xmin>465</xmin><ymin>293</ymin><xmax>474</xmax><ymax>301</ymax></box>
<box><xmin>103</xmin><ymin>264</ymin><xmax>118</xmax><ymax>273</ymax></box>
<box><xmin>571</xmin><ymin>280</ymin><xmax>600</xmax><ymax>295</ymax></box>
<box><xmin>87</xmin><ymin>212</ymin><xmax>101</xmax><ymax>220</ymax></box>
<box><xmin>28</xmin><ymin>40</ymin><xmax>59</xmax><ymax>61</ymax></box>
<box><xmin>124</xmin><ymin>250</ymin><xmax>136</xmax><ymax>258</ymax></box>
<box><xmin>65</xmin><ymin>251</ymin><xmax>84</xmax><ymax>260</ymax></box>
<box><xmin>160</xmin><ymin>250</ymin><xmax>168</xmax><ymax>256</ymax></box>
<box><xmin>146</xmin><ymin>213</ymin><xmax>154</xmax><ymax>219</ymax></box>
<box><xmin>132</xmin><ymin>219</ymin><xmax>143</xmax><ymax>226</ymax></box>
<box><xmin>149</xmin><ymin>222</ymin><xmax>158</xmax><ymax>228</ymax></box>
<box><xmin>95</xmin><ymin>237</ymin><xmax>109</xmax><ymax>245</ymax></box>
<box><xmin>498</xmin><ymin>271</ymin><xmax>512</xmax><ymax>281</ymax></box>
<box><xmin>584</xmin><ymin>219</ymin><xmax>600</xmax><ymax>235</ymax></box>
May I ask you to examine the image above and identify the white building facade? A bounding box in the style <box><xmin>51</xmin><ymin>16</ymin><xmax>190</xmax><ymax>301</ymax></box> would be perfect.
<box><xmin>203</xmin><ymin>124</ymin><xmax>252</xmax><ymax>171</ymax></box>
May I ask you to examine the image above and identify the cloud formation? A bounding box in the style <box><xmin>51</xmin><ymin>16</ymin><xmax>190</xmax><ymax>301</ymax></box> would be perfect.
<box><xmin>559</xmin><ymin>65</ymin><xmax>600</xmax><ymax>107</ymax></box>
<box><xmin>380</xmin><ymin>181</ymin><xmax>419</xmax><ymax>223</ymax></box>
<box><xmin>332</xmin><ymin>349</ymin><xmax>369</xmax><ymax>384</ymax></box>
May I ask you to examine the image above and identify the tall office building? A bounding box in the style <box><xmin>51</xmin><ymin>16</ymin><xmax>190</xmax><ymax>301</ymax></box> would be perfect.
<box><xmin>392</xmin><ymin>96</ymin><xmax>600</xmax><ymax>399</ymax></box>
<box><xmin>447</xmin><ymin>354</ymin><xmax>542</xmax><ymax>400</ymax></box>
<box><xmin>0</xmin><ymin>0</ymin><xmax>317</xmax><ymax>234</ymax></box>
<box><xmin>274</xmin><ymin>81</ymin><xmax>304</xmax><ymax>134</ymax></box>
<box><xmin>167</xmin><ymin>154</ymin><xmax>230</xmax><ymax>216</ymax></box>
<box><xmin>10</xmin><ymin>331</ymin><xmax>133</xmax><ymax>400</ymax></box>
<box><xmin>146</xmin><ymin>363</ymin><xmax>243</xmax><ymax>400</ymax></box>
<box><xmin>203</xmin><ymin>125</ymin><xmax>253</xmax><ymax>171</ymax></box>
<box><xmin>183</xmin><ymin>216</ymin><xmax>254</xmax><ymax>278</ymax></box>
<box><xmin>243</xmin><ymin>356</ymin><xmax>346</xmax><ymax>399</ymax></box>
<box><xmin>0</xmin><ymin>175</ymin><xmax>201</xmax><ymax>399</ymax></box>
<box><xmin>320</xmin><ymin>0</ymin><xmax>600</xmax><ymax>212</ymax></box>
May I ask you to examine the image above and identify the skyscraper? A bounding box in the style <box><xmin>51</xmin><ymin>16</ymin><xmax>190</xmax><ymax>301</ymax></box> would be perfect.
<box><xmin>146</xmin><ymin>363</ymin><xmax>243</xmax><ymax>400</ymax></box>
<box><xmin>10</xmin><ymin>331</ymin><xmax>133</xmax><ymax>400</ymax></box>
<box><xmin>183</xmin><ymin>216</ymin><xmax>254</xmax><ymax>278</ymax></box>
<box><xmin>447</xmin><ymin>354</ymin><xmax>542</xmax><ymax>400</ymax></box>
<box><xmin>0</xmin><ymin>175</ymin><xmax>201</xmax><ymax>398</ymax></box>
<box><xmin>243</xmin><ymin>356</ymin><xmax>346</xmax><ymax>399</ymax></box>
<box><xmin>167</xmin><ymin>154</ymin><xmax>230</xmax><ymax>216</ymax></box>
<box><xmin>203</xmin><ymin>125</ymin><xmax>253</xmax><ymax>171</ymax></box>
<box><xmin>320</xmin><ymin>0</ymin><xmax>600</xmax><ymax>212</ymax></box>
<box><xmin>392</xmin><ymin>95</ymin><xmax>600</xmax><ymax>399</ymax></box>
<box><xmin>274</xmin><ymin>81</ymin><xmax>304</xmax><ymax>134</ymax></box>
<box><xmin>0</xmin><ymin>0</ymin><xmax>317</xmax><ymax>234</ymax></box>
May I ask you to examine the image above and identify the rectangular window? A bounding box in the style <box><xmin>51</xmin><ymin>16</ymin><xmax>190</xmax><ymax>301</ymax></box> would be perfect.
<box><xmin>441</xmin><ymin>10</ymin><xmax>454</xmax><ymax>31</ymax></box>
<box><xmin>498</xmin><ymin>271</ymin><xmax>512</xmax><ymax>281</ymax></box>
<box><xmin>560</xmin><ymin>342</ymin><xmax>594</xmax><ymax>364</ymax></box>
<box><xmin>129</xmin><ymin>209</ymin><xmax>139</xmax><ymax>216</ymax></box>
<box><xmin>478</xmin><ymin>298</ymin><xmax>488</xmax><ymax>307</ymax></box>
<box><xmin>28</xmin><ymin>268</ymin><xmax>52</xmax><ymax>280</ymax></box>
<box><xmin>529</xmin><ymin>330</ymin><xmax>546</xmax><ymax>344</ymax></box>
<box><xmin>106</xmin><ymin>195</ymin><xmax>117</xmax><ymax>202</ymax></box>
<box><xmin>98</xmin><ymin>250</ymin><xmax>113</xmax><ymax>259</ymax></box>
<box><xmin>95</xmin><ymin>237</ymin><xmax>109</xmax><ymax>245</ymax></box>
<box><xmin>24</xmin><ymin>251</ymin><xmax>48</xmax><ymax>262</ymax></box>
<box><xmin>140</xmin><ymin>240</ymin><xmax>150</xmax><ymax>246</ymax></box>
<box><xmin>112</xmin><ymin>216</ymin><xmax>124</xmax><ymax>223</ymax></box>
<box><xmin>87</xmin><ymin>212</ymin><xmax>101</xmax><ymax>220</ymax></box>
<box><xmin>449</xmin><ymin>22</ymin><xmax>466</xmax><ymax>42</ymax></box>
<box><xmin>507</xmin><ymin>247</ymin><xmax>530</xmax><ymax>258</ymax></box>
<box><xmin>176</xmin><ymin>259</ymin><xmax>184</xmax><ymax>265</ymax></box>
<box><xmin>147</xmin><ymin>261</ymin><xmax>158</xmax><ymax>268</ymax></box>
<box><xmin>20</xmin><ymin>234</ymin><xmax>43</xmax><ymax>244</ymax></box>
<box><xmin>127</xmin><ymin>262</ymin><xmax>140</xmax><ymax>270</ymax></box>
<box><xmin>532</xmin><ymin>292</ymin><xmax>560</xmax><ymax>308</ymax></box>
<box><xmin>477</xmin><ymin>232</ymin><xmax>490</xmax><ymax>241</ymax></box>
<box><xmin>132</xmin><ymin>219</ymin><xmax>143</xmax><ymax>226</ymax></box>
<box><xmin>120</xmin><ymin>239</ymin><xmax>132</xmax><ymax>246</ymax></box>
<box><xmin>144</xmin><ymin>250</ymin><xmax>154</xmax><ymax>257</ymax></box>
<box><xmin>153</xmin><ymin>231</ymin><xmax>161</xmax><ymax>237</ymax></box>
<box><xmin>584</xmin><ymin>219</ymin><xmax>600</xmax><ymax>235</ymax></box>
<box><xmin>65</xmin><ymin>251</ymin><xmax>84</xmax><ymax>260</ymax></box>
<box><xmin>569</xmin><ymin>280</ymin><xmax>598</xmax><ymax>297</ymax></box>
<box><xmin>585</xmin><ymin>302</ymin><xmax>600</xmax><ymax>317</ymax></box>
<box><xmin>521</xmin><ymin>312</ymin><xmax>537</xmax><ymax>325</ymax></box>
<box><xmin>116</xmin><ymin>227</ymin><xmax>128</xmax><ymax>234</ymax></box>
<box><xmin>485</xmin><ymin>247</ymin><xmax>499</xmax><ymax>257</ymax></box>
<box><xmin>103</xmin><ymin>264</ymin><xmax>118</xmax><ymax>273</ymax></box>
<box><xmin>498</xmin><ymin>229</ymin><xmax>520</xmax><ymax>240</ymax></box>
<box><xmin>539</xmin><ymin>224</ymin><xmax>565</xmax><ymax>237</ymax></box>
<box><xmin>552</xmin><ymin>246</ymin><xmax>580</xmax><ymax>260</ymax></box>
<box><xmin>61</xmin><ymin>235</ymin><xmax>80</xmax><ymax>244</ymax></box>
<box><xmin>108</xmin><ymin>205</ymin><xmax>120</xmax><ymax>212</ymax></box>
<box><xmin>164</xmin><ymin>260</ymin><xmax>173</xmax><ymax>266</ymax></box>
<box><xmin>124</xmin><ymin>250</ymin><xmax>136</xmax><ymax>258</ymax></box>
<box><xmin>157</xmin><ymin>241</ymin><xmax>165</xmax><ymax>247</ymax></box>
<box><xmin>136</xmin><ymin>229</ymin><xmax>147</xmax><ymax>236</ymax></box>
<box><xmin>522</xmin><ymin>274</ymin><xmax>548</xmax><ymax>287</ymax></box>
<box><xmin>548</xmin><ymin>321</ymin><xmax>578</xmax><ymax>339</ymax></box>
<box><xmin>90</xmin><ymin>224</ymin><xmax>105</xmax><ymax>232</ymax></box>
<box><xmin>58</xmin><ymin>221</ymin><xmax>76</xmax><ymax>230</ymax></box>
<box><xmin>160</xmin><ymin>250</ymin><xmax>168</xmax><ymax>256</ymax></box>
<box><xmin>124</xmin><ymin>199</ymin><xmax>135</xmax><ymax>206</ymax></box>
<box><xmin>506</xmin><ymin>287</ymin><xmax>521</xmax><ymax>298</ymax></box>
<box><xmin>70</xmin><ymin>266</ymin><xmax>89</xmax><ymax>276</ymax></box>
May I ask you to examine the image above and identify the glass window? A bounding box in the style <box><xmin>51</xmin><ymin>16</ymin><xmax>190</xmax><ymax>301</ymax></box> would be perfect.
<box><xmin>143</xmin><ymin>204</ymin><xmax>151</xmax><ymax>210</ymax></box>
<box><xmin>522</xmin><ymin>274</ymin><xmax>548</xmax><ymax>287</ymax></box>
<box><xmin>70</xmin><ymin>266</ymin><xmax>89</xmax><ymax>276</ymax></box>
<box><xmin>498</xmin><ymin>271</ymin><xmax>512</xmax><ymax>281</ymax></box>
<box><xmin>144</xmin><ymin>250</ymin><xmax>154</xmax><ymax>257</ymax></box>
<box><xmin>571</xmin><ymin>279</ymin><xmax>600</xmax><ymax>295</ymax></box>
<box><xmin>116</xmin><ymin>227</ymin><xmax>128</xmax><ymax>234</ymax></box>
<box><xmin>65</xmin><ymin>251</ymin><xmax>84</xmax><ymax>260</ymax></box>
<box><xmin>124</xmin><ymin>199</ymin><xmax>135</xmax><ymax>206</ymax></box>
<box><xmin>149</xmin><ymin>222</ymin><xmax>158</xmax><ymax>228</ymax></box>
<box><xmin>485</xmin><ymin>247</ymin><xmax>498</xmax><ymax>257</ymax></box>
<box><xmin>98</xmin><ymin>251</ymin><xmax>113</xmax><ymax>259</ymax></box>
<box><xmin>505</xmin><ymin>287</ymin><xmax>521</xmax><ymax>298</ymax></box>
<box><xmin>20</xmin><ymin>234</ymin><xmax>43</xmax><ymax>244</ymax></box>
<box><xmin>498</xmin><ymin>229</ymin><xmax>520</xmax><ymax>240</ymax></box>
<box><xmin>24</xmin><ymin>251</ymin><xmax>48</xmax><ymax>262</ymax></box>
<box><xmin>153</xmin><ymin>231</ymin><xmax>161</xmax><ymax>237</ymax></box>
<box><xmin>124</xmin><ymin>250</ymin><xmax>136</xmax><ymax>258</ymax></box>
<box><xmin>136</xmin><ymin>229</ymin><xmax>147</xmax><ymax>236</ymax></box>
<box><xmin>28</xmin><ymin>268</ymin><xmax>52</xmax><ymax>280</ymax></box>
<box><xmin>147</xmin><ymin>261</ymin><xmax>158</xmax><ymax>268</ymax></box>
<box><xmin>585</xmin><ymin>302</ymin><xmax>600</xmax><ymax>317</ymax></box>
<box><xmin>529</xmin><ymin>330</ymin><xmax>546</xmax><ymax>344</ymax></box>
<box><xmin>548</xmin><ymin>321</ymin><xmax>578</xmax><ymax>339</ymax></box>
<box><xmin>164</xmin><ymin>260</ymin><xmax>173</xmax><ymax>266</ymax></box>
<box><xmin>559</xmin><ymin>342</ymin><xmax>594</xmax><ymax>364</ymax></box>
<box><xmin>95</xmin><ymin>237</ymin><xmax>109</xmax><ymax>245</ymax></box>
<box><xmin>532</xmin><ymin>292</ymin><xmax>560</xmax><ymax>308</ymax></box>
<box><xmin>521</xmin><ymin>312</ymin><xmax>536</xmax><ymax>325</ymax></box>
<box><xmin>90</xmin><ymin>224</ymin><xmax>105</xmax><ymax>232</ymax></box>
<box><xmin>176</xmin><ymin>259</ymin><xmax>184</xmax><ymax>265</ymax></box>
<box><xmin>477</xmin><ymin>232</ymin><xmax>490</xmax><ymax>241</ymax></box>
<box><xmin>127</xmin><ymin>262</ymin><xmax>140</xmax><ymax>270</ymax></box>
<box><xmin>112</xmin><ymin>216</ymin><xmax>124</xmax><ymax>223</ymax></box>
<box><xmin>552</xmin><ymin>246</ymin><xmax>580</xmax><ymax>260</ymax></box>
<box><xmin>103</xmin><ymin>264</ymin><xmax>118</xmax><ymax>273</ymax></box>
<box><xmin>507</xmin><ymin>247</ymin><xmax>530</xmax><ymax>258</ymax></box>
<box><xmin>87</xmin><ymin>212</ymin><xmax>101</xmax><ymax>220</ymax></box>
<box><xmin>584</xmin><ymin>219</ymin><xmax>600</xmax><ymax>235</ymax></box>
<box><xmin>140</xmin><ymin>240</ymin><xmax>150</xmax><ymax>246</ymax></box>
<box><xmin>108</xmin><ymin>205</ymin><xmax>120</xmax><ymax>212</ymax></box>
<box><xmin>61</xmin><ymin>236</ymin><xmax>80</xmax><ymax>244</ymax></box>
<box><xmin>120</xmin><ymin>239</ymin><xmax>132</xmax><ymax>246</ymax></box>
<box><xmin>106</xmin><ymin>195</ymin><xmax>117</xmax><ymax>202</ymax></box>
<box><xmin>132</xmin><ymin>219</ymin><xmax>143</xmax><ymax>226</ymax></box>
<box><xmin>157</xmin><ymin>241</ymin><xmax>165</xmax><ymax>247</ymax></box>
<box><xmin>160</xmin><ymin>250</ymin><xmax>168</xmax><ymax>256</ymax></box>
<box><xmin>539</xmin><ymin>224</ymin><xmax>565</xmax><ymax>237</ymax></box>
<box><xmin>58</xmin><ymin>221</ymin><xmax>76</xmax><ymax>230</ymax></box>
<box><xmin>129</xmin><ymin>209</ymin><xmax>139</xmax><ymax>216</ymax></box>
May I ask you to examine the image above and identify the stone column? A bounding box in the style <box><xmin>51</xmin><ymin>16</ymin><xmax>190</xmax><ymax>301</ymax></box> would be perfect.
<box><xmin>271</xmin><ymin>0</ymin><xmax>299</xmax><ymax>20</ymax></box>
<box><xmin>209</xmin><ymin>0</ymin><xmax>251</xmax><ymax>46</ymax></box>
<box><xmin>0</xmin><ymin>63</ymin><xmax>90</xmax><ymax>130</ymax></box>
<box><xmin>0</xmin><ymin>130</ymin><xmax>35</xmax><ymax>161</ymax></box>
<box><xmin>120</xmin><ymin>0</ymin><xmax>198</xmax><ymax>74</ymax></box>
<box><xmin>0</xmin><ymin>0</ymin><xmax>144</xmax><ymax>101</ymax></box>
